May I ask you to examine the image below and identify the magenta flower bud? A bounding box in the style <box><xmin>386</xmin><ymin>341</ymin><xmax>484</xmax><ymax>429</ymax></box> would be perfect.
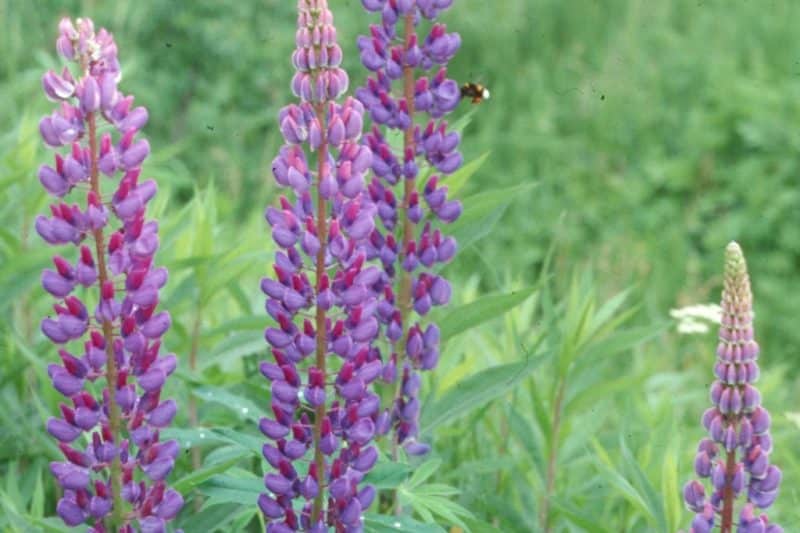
<box><xmin>43</xmin><ymin>69</ymin><xmax>76</xmax><ymax>101</ymax></box>
<box><xmin>750</xmin><ymin>406</ymin><xmax>771</xmax><ymax>434</ymax></box>
<box><xmin>56</xmin><ymin>498</ymin><xmax>86</xmax><ymax>526</ymax></box>
<box><xmin>690</xmin><ymin>503</ymin><xmax>715</xmax><ymax>533</ymax></box>
<box><xmin>694</xmin><ymin>451</ymin><xmax>712</xmax><ymax>478</ymax></box>
<box><xmin>148</xmin><ymin>400</ymin><xmax>177</xmax><ymax>427</ymax></box>
<box><xmin>47</xmin><ymin>417</ymin><xmax>82</xmax><ymax>442</ymax></box>
<box><xmin>684</xmin><ymin>479</ymin><xmax>706</xmax><ymax>512</ymax></box>
<box><xmin>120</xmin><ymin>138</ymin><xmax>150</xmax><ymax>169</ymax></box>
<box><xmin>79</xmin><ymin>76</ymin><xmax>101</xmax><ymax>113</ymax></box>
<box><xmin>50</xmin><ymin>462</ymin><xmax>90</xmax><ymax>490</ymax></box>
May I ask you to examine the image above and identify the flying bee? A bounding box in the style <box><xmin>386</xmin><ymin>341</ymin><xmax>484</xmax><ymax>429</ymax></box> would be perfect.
<box><xmin>460</xmin><ymin>82</ymin><xmax>490</xmax><ymax>104</ymax></box>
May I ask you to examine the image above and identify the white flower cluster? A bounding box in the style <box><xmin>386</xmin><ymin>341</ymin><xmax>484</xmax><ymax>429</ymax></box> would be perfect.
<box><xmin>669</xmin><ymin>303</ymin><xmax>722</xmax><ymax>335</ymax></box>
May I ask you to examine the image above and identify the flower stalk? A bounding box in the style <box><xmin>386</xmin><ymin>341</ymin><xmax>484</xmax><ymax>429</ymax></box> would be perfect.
<box><xmin>683</xmin><ymin>242</ymin><xmax>782</xmax><ymax>533</ymax></box>
<box><xmin>258</xmin><ymin>2</ymin><xmax>381</xmax><ymax>530</ymax></box>
<box><xmin>311</xmin><ymin>100</ymin><xmax>330</xmax><ymax>524</ymax></box>
<box><xmin>38</xmin><ymin>17</ymin><xmax>183</xmax><ymax>531</ymax></box>
<box><xmin>357</xmin><ymin>0</ymin><xmax>464</xmax><ymax>462</ymax></box>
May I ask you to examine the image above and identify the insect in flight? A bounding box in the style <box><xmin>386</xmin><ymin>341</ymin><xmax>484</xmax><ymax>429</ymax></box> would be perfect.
<box><xmin>460</xmin><ymin>82</ymin><xmax>490</xmax><ymax>104</ymax></box>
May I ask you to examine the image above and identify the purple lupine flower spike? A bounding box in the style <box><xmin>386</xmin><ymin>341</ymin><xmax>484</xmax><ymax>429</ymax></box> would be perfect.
<box><xmin>683</xmin><ymin>242</ymin><xmax>782</xmax><ymax>533</ymax></box>
<box><xmin>38</xmin><ymin>17</ymin><xmax>182</xmax><ymax>530</ymax></box>
<box><xmin>259</xmin><ymin>1</ymin><xmax>378</xmax><ymax>531</ymax></box>
<box><xmin>356</xmin><ymin>0</ymin><xmax>462</xmax><ymax>455</ymax></box>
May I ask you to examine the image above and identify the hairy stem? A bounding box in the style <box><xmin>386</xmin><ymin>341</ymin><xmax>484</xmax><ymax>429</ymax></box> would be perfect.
<box><xmin>541</xmin><ymin>379</ymin><xmax>565</xmax><ymax>533</ymax></box>
<box><xmin>721</xmin><ymin>448</ymin><xmax>736</xmax><ymax>532</ymax></box>
<box><xmin>311</xmin><ymin>101</ymin><xmax>330</xmax><ymax>525</ymax></box>
<box><xmin>88</xmin><ymin>111</ymin><xmax>125</xmax><ymax>529</ymax></box>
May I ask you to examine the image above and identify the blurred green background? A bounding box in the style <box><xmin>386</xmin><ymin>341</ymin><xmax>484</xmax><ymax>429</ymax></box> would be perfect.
<box><xmin>1</xmin><ymin>0</ymin><xmax>799</xmax><ymax>531</ymax></box>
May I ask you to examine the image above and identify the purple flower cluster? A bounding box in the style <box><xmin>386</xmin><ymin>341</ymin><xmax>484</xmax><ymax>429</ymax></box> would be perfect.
<box><xmin>355</xmin><ymin>0</ymin><xmax>462</xmax><ymax>454</ymax></box>
<box><xmin>38</xmin><ymin>17</ymin><xmax>182</xmax><ymax>532</ymax></box>
<box><xmin>683</xmin><ymin>242</ymin><xmax>781</xmax><ymax>533</ymax></box>
<box><xmin>258</xmin><ymin>2</ymin><xmax>381</xmax><ymax>531</ymax></box>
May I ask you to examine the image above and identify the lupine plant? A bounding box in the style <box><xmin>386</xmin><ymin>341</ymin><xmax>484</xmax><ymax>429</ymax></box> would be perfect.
<box><xmin>683</xmin><ymin>242</ymin><xmax>782</xmax><ymax>533</ymax></box>
<box><xmin>258</xmin><ymin>1</ymin><xmax>383</xmax><ymax>531</ymax></box>
<box><xmin>36</xmin><ymin>17</ymin><xmax>183</xmax><ymax>531</ymax></box>
<box><xmin>356</xmin><ymin>0</ymin><xmax>463</xmax><ymax>456</ymax></box>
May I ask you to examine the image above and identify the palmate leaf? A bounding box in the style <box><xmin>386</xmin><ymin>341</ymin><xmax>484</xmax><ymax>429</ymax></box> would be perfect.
<box><xmin>364</xmin><ymin>456</ymin><xmax>413</xmax><ymax>489</ymax></box>
<box><xmin>405</xmin><ymin>458</ymin><xmax>442</xmax><ymax>489</ymax></box>
<box><xmin>399</xmin><ymin>483</ymin><xmax>473</xmax><ymax>532</ymax></box>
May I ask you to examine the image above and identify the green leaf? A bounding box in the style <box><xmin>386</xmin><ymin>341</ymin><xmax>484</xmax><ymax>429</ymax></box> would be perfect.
<box><xmin>362</xmin><ymin>513</ymin><xmax>446</xmax><ymax>533</ymax></box>
<box><xmin>421</xmin><ymin>151</ymin><xmax>490</xmax><ymax>197</ymax></box>
<box><xmin>618</xmin><ymin>437</ymin><xmax>667</xmax><ymax>532</ymax></box>
<box><xmin>436</xmin><ymin>287</ymin><xmax>537</xmax><ymax>341</ymax></box>
<box><xmin>550</xmin><ymin>497</ymin><xmax>611</xmax><ymax>532</ymax></box>
<box><xmin>591</xmin><ymin>438</ymin><xmax>665</xmax><ymax>530</ymax></box>
<box><xmin>448</xmin><ymin>183</ymin><xmax>537</xmax><ymax>250</ymax></box>
<box><xmin>200</xmin><ymin>331</ymin><xmax>265</xmax><ymax>372</ymax></box>
<box><xmin>661</xmin><ymin>439</ymin><xmax>681</xmax><ymax>532</ymax></box>
<box><xmin>199</xmin><ymin>472</ymin><xmax>263</xmax><ymax>507</ymax></box>
<box><xmin>192</xmin><ymin>387</ymin><xmax>265</xmax><ymax>422</ymax></box>
<box><xmin>160</xmin><ymin>427</ymin><xmax>231</xmax><ymax>450</ymax></box>
<box><xmin>400</xmin><ymin>481</ymin><xmax>473</xmax><ymax>531</ymax></box>
<box><xmin>29</xmin><ymin>471</ymin><xmax>44</xmax><ymax>519</ymax></box>
<box><xmin>572</xmin><ymin>323</ymin><xmax>668</xmax><ymax>376</ymax></box>
<box><xmin>213</xmin><ymin>427</ymin><xmax>265</xmax><ymax>457</ymax></box>
<box><xmin>448</xmin><ymin>151</ymin><xmax>490</xmax><ymax>196</ymax></box>
<box><xmin>405</xmin><ymin>458</ymin><xmax>441</xmax><ymax>489</ymax></box>
<box><xmin>178</xmin><ymin>502</ymin><xmax>242</xmax><ymax>532</ymax></box>
<box><xmin>421</xmin><ymin>355</ymin><xmax>547</xmax><ymax>434</ymax></box>
<box><xmin>364</xmin><ymin>458</ymin><xmax>412</xmax><ymax>489</ymax></box>
<box><xmin>508</xmin><ymin>406</ymin><xmax>546</xmax><ymax>480</ymax></box>
<box><xmin>172</xmin><ymin>454</ymin><xmax>249</xmax><ymax>494</ymax></box>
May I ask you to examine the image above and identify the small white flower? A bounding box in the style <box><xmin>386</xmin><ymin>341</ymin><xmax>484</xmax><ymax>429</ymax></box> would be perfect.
<box><xmin>670</xmin><ymin>303</ymin><xmax>722</xmax><ymax>335</ymax></box>
<box><xmin>677</xmin><ymin>319</ymin><xmax>710</xmax><ymax>335</ymax></box>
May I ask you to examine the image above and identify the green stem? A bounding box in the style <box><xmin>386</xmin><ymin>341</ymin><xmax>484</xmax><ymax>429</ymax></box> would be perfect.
<box><xmin>189</xmin><ymin>309</ymin><xmax>203</xmax><ymax>511</ymax></box>
<box><xmin>540</xmin><ymin>379</ymin><xmax>565</xmax><ymax>533</ymax></box>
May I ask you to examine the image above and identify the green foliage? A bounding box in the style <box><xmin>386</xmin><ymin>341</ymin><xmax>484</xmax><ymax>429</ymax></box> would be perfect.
<box><xmin>2</xmin><ymin>1</ymin><xmax>800</xmax><ymax>532</ymax></box>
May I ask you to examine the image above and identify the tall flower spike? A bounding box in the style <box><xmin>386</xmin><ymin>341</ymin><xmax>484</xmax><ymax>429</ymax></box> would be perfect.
<box><xmin>682</xmin><ymin>242</ymin><xmax>782</xmax><ymax>533</ymax></box>
<box><xmin>38</xmin><ymin>17</ymin><xmax>183</xmax><ymax>531</ymax></box>
<box><xmin>259</xmin><ymin>2</ymin><xmax>379</xmax><ymax>531</ymax></box>
<box><xmin>356</xmin><ymin>0</ymin><xmax>462</xmax><ymax>456</ymax></box>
